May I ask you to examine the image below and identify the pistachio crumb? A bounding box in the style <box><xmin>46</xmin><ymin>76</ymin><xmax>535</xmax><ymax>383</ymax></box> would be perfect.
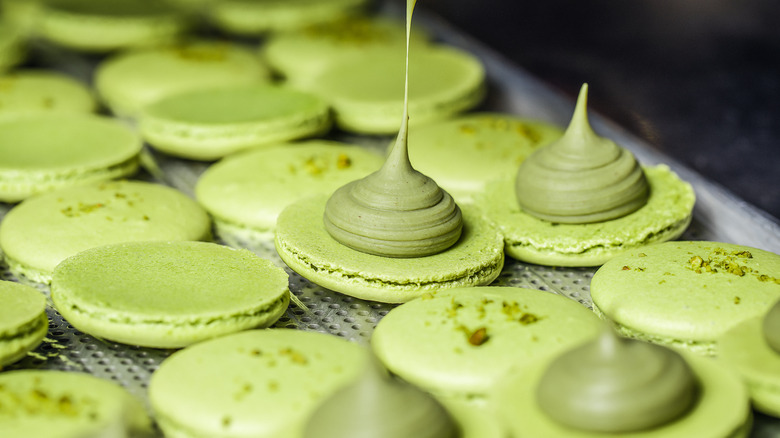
<box><xmin>336</xmin><ymin>154</ymin><xmax>352</xmax><ymax>169</ymax></box>
<box><xmin>468</xmin><ymin>327</ymin><xmax>489</xmax><ymax>346</ymax></box>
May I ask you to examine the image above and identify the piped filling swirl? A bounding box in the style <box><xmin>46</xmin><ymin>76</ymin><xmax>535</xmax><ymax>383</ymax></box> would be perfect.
<box><xmin>763</xmin><ymin>299</ymin><xmax>780</xmax><ymax>354</ymax></box>
<box><xmin>515</xmin><ymin>84</ymin><xmax>649</xmax><ymax>224</ymax></box>
<box><xmin>535</xmin><ymin>329</ymin><xmax>698</xmax><ymax>433</ymax></box>
<box><xmin>322</xmin><ymin>0</ymin><xmax>462</xmax><ymax>258</ymax></box>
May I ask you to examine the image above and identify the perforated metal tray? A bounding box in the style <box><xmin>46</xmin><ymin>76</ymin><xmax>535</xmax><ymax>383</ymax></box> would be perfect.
<box><xmin>2</xmin><ymin>3</ymin><xmax>780</xmax><ymax>436</ymax></box>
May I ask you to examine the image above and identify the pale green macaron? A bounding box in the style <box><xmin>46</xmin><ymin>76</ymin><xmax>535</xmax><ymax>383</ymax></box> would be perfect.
<box><xmin>307</xmin><ymin>44</ymin><xmax>485</xmax><ymax>134</ymax></box>
<box><xmin>275</xmin><ymin>196</ymin><xmax>505</xmax><ymax>303</ymax></box>
<box><xmin>0</xmin><ymin>113</ymin><xmax>142</xmax><ymax>203</ymax></box>
<box><xmin>0</xmin><ymin>180</ymin><xmax>212</xmax><ymax>284</ymax></box>
<box><xmin>493</xmin><ymin>347</ymin><xmax>752</xmax><ymax>438</ymax></box>
<box><xmin>262</xmin><ymin>16</ymin><xmax>429</xmax><ymax>88</ymax></box>
<box><xmin>195</xmin><ymin>140</ymin><xmax>383</xmax><ymax>237</ymax></box>
<box><xmin>0</xmin><ymin>370</ymin><xmax>153</xmax><ymax>438</ymax></box>
<box><xmin>140</xmin><ymin>84</ymin><xmax>332</xmax><ymax>160</ymax></box>
<box><xmin>0</xmin><ymin>281</ymin><xmax>47</xmax><ymax>367</ymax></box>
<box><xmin>0</xmin><ymin>70</ymin><xmax>96</xmax><ymax>116</ymax></box>
<box><xmin>718</xmin><ymin>308</ymin><xmax>780</xmax><ymax>417</ymax></box>
<box><xmin>207</xmin><ymin>0</ymin><xmax>368</xmax><ymax>36</ymax></box>
<box><xmin>371</xmin><ymin>286</ymin><xmax>603</xmax><ymax>404</ymax></box>
<box><xmin>591</xmin><ymin>241</ymin><xmax>780</xmax><ymax>356</ymax></box>
<box><xmin>51</xmin><ymin>241</ymin><xmax>290</xmax><ymax>348</ymax></box>
<box><xmin>0</xmin><ymin>23</ymin><xmax>25</xmax><ymax>72</ymax></box>
<box><xmin>94</xmin><ymin>41</ymin><xmax>271</xmax><ymax>117</ymax></box>
<box><xmin>35</xmin><ymin>0</ymin><xmax>189</xmax><ymax>53</ymax></box>
<box><xmin>149</xmin><ymin>329</ymin><xmax>367</xmax><ymax>438</ymax></box>
<box><xmin>474</xmin><ymin>165</ymin><xmax>695</xmax><ymax>266</ymax></box>
<box><xmin>408</xmin><ymin>113</ymin><xmax>563</xmax><ymax>203</ymax></box>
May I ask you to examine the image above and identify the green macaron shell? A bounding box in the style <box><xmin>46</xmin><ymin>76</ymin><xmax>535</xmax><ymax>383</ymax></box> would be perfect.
<box><xmin>94</xmin><ymin>41</ymin><xmax>271</xmax><ymax>117</ymax></box>
<box><xmin>0</xmin><ymin>24</ymin><xmax>26</xmax><ymax>72</ymax></box>
<box><xmin>309</xmin><ymin>45</ymin><xmax>485</xmax><ymax>134</ymax></box>
<box><xmin>0</xmin><ymin>180</ymin><xmax>212</xmax><ymax>284</ymax></box>
<box><xmin>195</xmin><ymin>140</ymin><xmax>383</xmax><ymax>235</ymax></box>
<box><xmin>719</xmin><ymin>316</ymin><xmax>780</xmax><ymax>417</ymax></box>
<box><xmin>0</xmin><ymin>70</ymin><xmax>96</xmax><ymax>116</ymax></box>
<box><xmin>140</xmin><ymin>85</ymin><xmax>332</xmax><ymax>160</ymax></box>
<box><xmin>51</xmin><ymin>241</ymin><xmax>290</xmax><ymax>348</ymax></box>
<box><xmin>408</xmin><ymin>113</ymin><xmax>564</xmax><ymax>202</ymax></box>
<box><xmin>0</xmin><ymin>369</ymin><xmax>153</xmax><ymax>438</ymax></box>
<box><xmin>0</xmin><ymin>113</ymin><xmax>141</xmax><ymax>203</ymax></box>
<box><xmin>36</xmin><ymin>0</ymin><xmax>188</xmax><ymax>53</ymax></box>
<box><xmin>149</xmin><ymin>329</ymin><xmax>367</xmax><ymax>438</ymax></box>
<box><xmin>0</xmin><ymin>23</ymin><xmax>25</xmax><ymax>63</ymax></box>
<box><xmin>371</xmin><ymin>286</ymin><xmax>603</xmax><ymax>401</ymax></box>
<box><xmin>475</xmin><ymin>164</ymin><xmax>694</xmax><ymax>266</ymax></box>
<box><xmin>591</xmin><ymin>241</ymin><xmax>780</xmax><ymax>356</ymax></box>
<box><xmin>262</xmin><ymin>16</ymin><xmax>429</xmax><ymax>87</ymax></box>
<box><xmin>209</xmin><ymin>0</ymin><xmax>368</xmax><ymax>36</ymax></box>
<box><xmin>493</xmin><ymin>350</ymin><xmax>752</xmax><ymax>438</ymax></box>
<box><xmin>0</xmin><ymin>281</ymin><xmax>47</xmax><ymax>367</ymax></box>
<box><xmin>275</xmin><ymin>196</ymin><xmax>504</xmax><ymax>303</ymax></box>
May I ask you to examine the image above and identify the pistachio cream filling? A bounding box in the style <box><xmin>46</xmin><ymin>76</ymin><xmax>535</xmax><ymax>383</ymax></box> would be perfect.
<box><xmin>304</xmin><ymin>353</ymin><xmax>460</xmax><ymax>438</ymax></box>
<box><xmin>323</xmin><ymin>0</ymin><xmax>462</xmax><ymax>258</ymax></box>
<box><xmin>536</xmin><ymin>329</ymin><xmax>698</xmax><ymax>433</ymax></box>
<box><xmin>515</xmin><ymin>84</ymin><xmax>649</xmax><ymax>224</ymax></box>
<box><xmin>764</xmin><ymin>299</ymin><xmax>780</xmax><ymax>354</ymax></box>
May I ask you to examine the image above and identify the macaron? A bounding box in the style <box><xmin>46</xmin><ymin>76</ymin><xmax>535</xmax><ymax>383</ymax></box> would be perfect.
<box><xmin>493</xmin><ymin>330</ymin><xmax>753</xmax><ymax>437</ymax></box>
<box><xmin>474</xmin><ymin>85</ymin><xmax>695</xmax><ymax>267</ymax></box>
<box><xmin>718</xmin><ymin>299</ymin><xmax>780</xmax><ymax>417</ymax></box>
<box><xmin>0</xmin><ymin>180</ymin><xmax>212</xmax><ymax>284</ymax></box>
<box><xmin>0</xmin><ymin>0</ymin><xmax>42</xmax><ymax>35</ymax></box>
<box><xmin>94</xmin><ymin>40</ymin><xmax>271</xmax><ymax>118</ymax></box>
<box><xmin>476</xmin><ymin>164</ymin><xmax>694</xmax><ymax>266</ymax></box>
<box><xmin>195</xmin><ymin>140</ymin><xmax>383</xmax><ymax>238</ymax></box>
<box><xmin>307</xmin><ymin>44</ymin><xmax>485</xmax><ymax>134</ymax></box>
<box><xmin>371</xmin><ymin>286</ymin><xmax>603</xmax><ymax>404</ymax></box>
<box><xmin>0</xmin><ymin>369</ymin><xmax>153</xmax><ymax>437</ymax></box>
<box><xmin>0</xmin><ymin>70</ymin><xmax>96</xmax><ymax>116</ymax></box>
<box><xmin>35</xmin><ymin>0</ymin><xmax>189</xmax><ymax>53</ymax></box>
<box><xmin>408</xmin><ymin>113</ymin><xmax>564</xmax><ymax>203</ymax></box>
<box><xmin>262</xmin><ymin>16</ymin><xmax>429</xmax><ymax>88</ymax></box>
<box><xmin>51</xmin><ymin>241</ymin><xmax>290</xmax><ymax>348</ymax></box>
<box><xmin>274</xmin><ymin>196</ymin><xmax>505</xmax><ymax>303</ymax></box>
<box><xmin>139</xmin><ymin>84</ymin><xmax>332</xmax><ymax>160</ymax></box>
<box><xmin>207</xmin><ymin>0</ymin><xmax>369</xmax><ymax>36</ymax></box>
<box><xmin>0</xmin><ymin>113</ymin><xmax>142</xmax><ymax>203</ymax></box>
<box><xmin>590</xmin><ymin>241</ymin><xmax>780</xmax><ymax>356</ymax></box>
<box><xmin>0</xmin><ymin>24</ymin><xmax>25</xmax><ymax>72</ymax></box>
<box><xmin>0</xmin><ymin>280</ymin><xmax>47</xmax><ymax>367</ymax></box>
<box><xmin>148</xmin><ymin>329</ymin><xmax>367</xmax><ymax>438</ymax></box>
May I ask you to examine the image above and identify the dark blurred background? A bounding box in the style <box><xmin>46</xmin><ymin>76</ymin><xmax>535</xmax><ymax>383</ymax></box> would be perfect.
<box><xmin>420</xmin><ymin>0</ymin><xmax>780</xmax><ymax>221</ymax></box>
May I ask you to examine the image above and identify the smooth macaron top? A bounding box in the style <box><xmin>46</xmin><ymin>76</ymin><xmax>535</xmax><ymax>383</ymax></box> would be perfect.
<box><xmin>591</xmin><ymin>241</ymin><xmax>780</xmax><ymax>350</ymax></box>
<box><xmin>36</xmin><ymin>0</ymin><xmax>188</xmax><ymax>53</ymax></box>
<box><xmin>371</xmin><ymin>286</ymin><xmax>603</xmax><ymax>399</ymax></box>
<box><xmin>51</xmin><ymin>241</ymin><xmax>288</xmax><ymax>321</ymax></box>
<box><xmin>308</xmin><ymin>45</ymin><xmax>484</xmax><ymax>134</ymax></box>
<box><xmin>195</xmin><ymin>140</ymin><xmax>383</xmax><ymax>232</ymax></box>
<box><xmin>408</xmin><ymin>113</ymin><xmax>563</xmax><ymax>202</ymax></box>
<box><xmin>94</xmin><ymin>41</ymin><xmax>270</xmax><ymax>117</ymax></box>
<box><xmin>0</xmin><ymin>369</ymin><xmax>152</xmax><ymax>438</ymax></box>
<box><xmin>0</xmin><ymin>113</ymin><xmax>140</xmax><ymax>173</ymax></box>
<box><xmin>208</xmin><ymin>0</ymin><xmax>369</xmax><ymax>35</ymax></box>
<box><xmin>142</xmin><ymin>84</ymin><xmax>328</xmax><ymax>125</ymax></box>
<box><xmin>0</xmin><ymin>180</ymin><xmax>212</xmax><ymax>281</ymax></box>
<box><xmin>0</xmin><ymin>70</ymin><xmax>96</xmax><ymax>116</ymax></box>
<box><xmin>262</xmin><ymin>16</ymin><xmax>428</xmax><ymax>87</ymax></box>
<box><xmin>149</xmin><ymin>329</ymin><xmax>368</xmax><ymax>438</ymax></box>
<box><xmin>0</xmin><ymin>280</ymin><xmax>45</xmax><ymax>337</ymax></box>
